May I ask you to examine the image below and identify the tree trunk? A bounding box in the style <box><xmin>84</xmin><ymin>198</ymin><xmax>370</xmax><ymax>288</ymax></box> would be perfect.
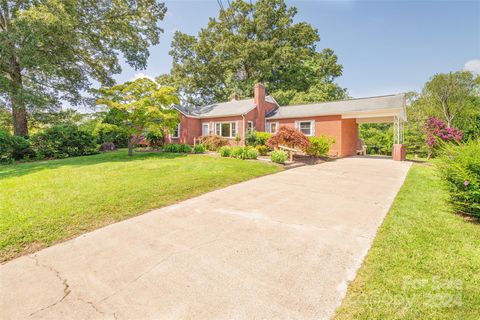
<box><xmin>9</xmin><ymin>56</ymin><xmax>28</xmax><ymax>136</ymax></box>
<box><xmin>11</xmin><ymin>97</ymin><xmax>28</xmax><ymax>136</ymax></box>
<box><xmin>128</xmin><ymin>136</ymin><xmax>134</xmax><ymax>156</ymax></box>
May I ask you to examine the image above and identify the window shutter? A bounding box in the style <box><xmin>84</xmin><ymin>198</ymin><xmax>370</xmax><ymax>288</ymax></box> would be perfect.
<box><xmin>295</xmin><ymin>121</ymin><xmax>299</xmax><ymax>130</ymax></box>
<box><xmin>311</xmin><ymin>120</ymin><xmax>315</xmax><ymax>136</ymax></box>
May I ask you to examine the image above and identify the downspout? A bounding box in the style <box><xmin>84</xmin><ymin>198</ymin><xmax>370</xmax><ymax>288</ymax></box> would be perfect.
<box><xmin>242</xmin><ymin>114</ymin><xmax>246</xmax><ymax>146</ymax></box>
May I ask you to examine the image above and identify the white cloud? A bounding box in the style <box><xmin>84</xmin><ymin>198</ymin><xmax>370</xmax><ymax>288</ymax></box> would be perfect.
<box><xmin>131</xmin><ymin>72</ymin><xmax>155</xmax><ymax>81</ymax></box>
<box><xmin>463</xmin><ymin>59</ymin><xmax>480</xmax><ymax>75</ymax></box>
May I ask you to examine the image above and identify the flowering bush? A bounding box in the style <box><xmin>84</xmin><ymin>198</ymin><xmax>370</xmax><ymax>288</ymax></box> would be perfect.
<box><xmin>437</xmin><ymin>140</ymin><xmax>480</xmax><ymax>219</ymax></box>
<box><xmin>266</xmin><ymin>126</ymin><xmax>310</xmax><ymax>150</ymax></box>
<box><xmin>424</xmin><ymin>117</ymin><xmax>463</xmax><ymax>157</ymax></box>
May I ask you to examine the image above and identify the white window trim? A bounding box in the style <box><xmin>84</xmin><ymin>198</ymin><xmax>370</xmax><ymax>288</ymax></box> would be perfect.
<box><xmin>171</xmin><ymin>123</ymin><xmax>180</xmax><ymax>138</ymax></box>
<box><xmin>202</xmin><ymin>122</ymin><xmax>210</xmax><ymax>136</ymax></box>
<box><xmin>247</xmin><ymin>121</ymin><xmax>254</xmax><ymax>133</ymax></box>
<box><xmin>214</xmin><ymin>121</ymin><xmax>237</xmax><ymax>138</ymax></box>
<box><xmin>267</xmin><ymin>122</ymin><xmax>279</xmax><ymax>134</ymax></box>
<box><xmin>295</xmin><ymin>120</ymin><xmax>315</xmax><ymax>136</ymax></box>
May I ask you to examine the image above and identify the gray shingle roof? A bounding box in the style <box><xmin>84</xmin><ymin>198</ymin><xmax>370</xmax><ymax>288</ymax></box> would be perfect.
<box><xmin>174</xmin><ymin>96</ymin><xmax>277</xmax><ymax>118</ymax></box>
<box><xmin>266</xmin><ymin>94</ymin><xmax>406</xmax><ymax>119</ymax></box>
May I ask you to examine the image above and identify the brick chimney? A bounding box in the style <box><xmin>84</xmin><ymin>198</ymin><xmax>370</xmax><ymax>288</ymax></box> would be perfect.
<box><xmin>254</xmin><ymin>83</ymin><xmax>266</xmax><ymax>131</ymax></box>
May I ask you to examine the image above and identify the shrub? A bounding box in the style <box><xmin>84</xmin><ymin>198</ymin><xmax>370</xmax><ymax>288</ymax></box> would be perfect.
<box><xmin>229</xmin><ymin>146</ymin><xmax>258</xmax><ymax>160</ymax></box>
<box><xmin>93</xmin><ymin>123</ymin><xmax>128</xmax><ymax>148</ymax></box>
<box><xmin>230</xmin><ymin>146</ymin><xmax>244</xmax><ymax>159</ymax></box>
<box><xmin>424</xmin><ymin>116</ymin><xmax>463</xmax><ymax>158</ymax></box>
<box><xmin>179</xmin><ymin>144</ymin><xmax>192</xmax><ymax>153</ymax></box>
<box><xmin>437</xmin><ymin>140</ymin><xmax>480</xmax><ymax>218</ymax></box>
<box><xmin>0</xmin><ymin>130</ymin><xmax>35</xmax><ymax>163</ymax></box>
<box><xmin>306</xmin><ymin>135</ymin><xmax>334</xmax><ymax>157</ymax></box>
<box><xmin>246</xmin><ymin>131</ymin><xmax>271</xmax><ymax>146</ymax></box>
<box><xmin>100</xmin><ymin>142</ymin><xmax>116</xmax><ymax>151</ymax></box>
<box><xmin>270</xmin><ymin>150</ymin><xmax>288</xmax><ymax>164</ymax></box>
<box><xmin>164</xmin><ymin>143</ymin><xmax>192</xmax><ymax>153</ymax></box>
<box><xmin>11</xmin><ymin>135</ymin><xmax>34</xmax><ymax>160</ymax></box>
<box><xmin>255</xmin><ymin>145</ymin><xmax>268</xmax><ymax>156</ymax></box>
<box><xmin>244</xmin><ymin>146</ymin><xmax>259</xmax><ymax>159</ymax></box>
<box><xmin>218</xmin><ymin>146</ymin><xmax>232</xmax><ymax>157</ymax></box>
<box><xmin>198</xmin><ymin>135</ymin><xmax>229</xmax><ymax>151</ymax></box>
<box><xmin>30</xmin><ymin>124</ymin><xmax>98</xmax><ymax>159</ymax></box>
<box><xmin>193</xmin><ymin>144</ymin><xmax>206</xmax><ymax>153</ymax></box>
<box><xmin>0</xmin><ymin>130</ymin><xmax>14</xmax><ymax>163</ymax></box>
<box><xmin>145</xmin><ymin>130</ymin><xmax>164</xmax><ymax>149</ymax></box>
<box><xmin>266</xmin><ymin>126</ymin><xmax>310</xmax><ymax>150</ymax></box>
<box><xmin>163</xmin><ymin>143</ymin><xmax>180</xmax><ymax>152</ymax></box>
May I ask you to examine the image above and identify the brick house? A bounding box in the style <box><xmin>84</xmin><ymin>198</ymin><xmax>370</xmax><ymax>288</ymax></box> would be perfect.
<box><xmin>169</xmin><ymin>83</ymin><xmax>407</xmax><ymax>159</ymax></box>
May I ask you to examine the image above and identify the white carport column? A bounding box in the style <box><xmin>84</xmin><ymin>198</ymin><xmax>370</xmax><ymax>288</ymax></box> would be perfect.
<box><xmin>392</xmin><ymin>115</ymin><xmax>406</xmax><ymax>161</ymax></box>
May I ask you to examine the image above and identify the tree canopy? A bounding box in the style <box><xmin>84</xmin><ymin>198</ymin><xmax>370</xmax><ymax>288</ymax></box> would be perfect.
<box><xmin>96</xmin><ymin>78</ymin><xmax>179</xmax><ymax>156</ymax></box>
<box><xmin>158</xmin><ymin>0</ymin><xmax>346</xmax><ymax>107</ymax></box>
<box><xmin>414</xmin><ymin>71</ymin><xmax>479</xmax><ymax>128</ymax></box>
<box><xmin>1</xmin><ymin>0</ymin><xmax>168</xmax><ymax>136</ymax></box>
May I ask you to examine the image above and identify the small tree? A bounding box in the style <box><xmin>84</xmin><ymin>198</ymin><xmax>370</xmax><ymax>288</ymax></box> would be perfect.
<box><xmin>266</xmin><ymin>126</ymin><xmax>310</xmax><ymax>150</ymax></box>
<box><xmin>418</xmin><ymin>71</ymin><xmax>477</xmax><ymax>128</ymax></box>
<box><xmin>96</xmin><ymin>78</ymin><xmax>179</xmax><ymax>156</ymax></box>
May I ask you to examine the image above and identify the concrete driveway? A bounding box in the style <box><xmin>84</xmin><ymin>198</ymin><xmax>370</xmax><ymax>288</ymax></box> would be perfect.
<box><xmin>1</xmin><ymin>157</ymin><xmax>411</xmax><ymax>320</ymax></box>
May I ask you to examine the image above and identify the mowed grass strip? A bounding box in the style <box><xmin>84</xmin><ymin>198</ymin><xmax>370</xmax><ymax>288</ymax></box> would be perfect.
<box><xmin>335</xmin><ymin>163</ymin><xmax>480</xmax><ymax>319</ymax></box>
<box><xmin>0</xmin><ymin>151</ymin><xmax>281</xmax><ymax>262</ymax></box>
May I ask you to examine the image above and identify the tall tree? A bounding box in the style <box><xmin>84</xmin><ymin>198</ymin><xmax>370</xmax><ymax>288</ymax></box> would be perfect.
<box><xmin>0</xmin><ymin>0</ymin><xmax>167</xmax><ymax>136</ymax></box>
<box><xmin>158</xmin><ymin>0</ymin><xmax>346</xmax><ymax>107</ymax></box>
<box><xmin>96</xmin><ymin>78</ymin><xmax>179</xmax><ymax>156</ymax></box>
<box><xmin>417</xmin><ymin>71</ymin><xmax>478</xmax><ymax>128</ymax></box>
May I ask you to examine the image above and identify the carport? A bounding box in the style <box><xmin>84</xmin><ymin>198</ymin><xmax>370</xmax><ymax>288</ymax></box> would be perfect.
<box><xmin>341</xmin><ymin>94</ymin><xmax>407</xmax><ymax>161</ymax></box>
<box><xmin>265</xmin><ymin>93</ymin><xmax>408</xmax><ymax>160</ymax></box>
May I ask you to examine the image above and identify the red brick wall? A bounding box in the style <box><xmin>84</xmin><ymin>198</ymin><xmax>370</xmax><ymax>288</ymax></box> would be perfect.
<box><xmin>167</xmin><ymin>114</ymin><xmax>201</xmax><ymax>145</ymax></box>
<box><xmin>340</xmin><ymin>119</ymin><xmax>359</xmax><ymax>157</ymax></box>
<box><xmin>266</xmin><ymin>115</ymin><xmax>359</xmax><ymax>157</ymax></box>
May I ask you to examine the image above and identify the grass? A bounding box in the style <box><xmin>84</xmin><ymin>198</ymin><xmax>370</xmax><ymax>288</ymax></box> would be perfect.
<box><xmin>335</xmin><ymin>163</ymin><xmax>480</xmax><ymax>319</ymax></box>
<box><xmin>0</xmin><ymin>150</ymin><xmax>281</xmax><ymax>262</ymax></box>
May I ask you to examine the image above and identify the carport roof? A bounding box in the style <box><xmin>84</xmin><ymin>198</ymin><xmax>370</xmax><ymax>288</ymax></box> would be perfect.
<box><xmin>266</xmin><ymin>94</ymin><xmax>406</xmax><ymax>120</ymax></box>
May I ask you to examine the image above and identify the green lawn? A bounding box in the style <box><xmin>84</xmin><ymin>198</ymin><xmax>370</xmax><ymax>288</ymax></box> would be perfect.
<box><xmin>335</xmin><ymin>163</ymin><xmax>480</xmax><ymax>319</ymax></box>
<box><xmin>0</xmin><ymin>151</ymin><xmax>281</xmax><ymax>262</ymax></box>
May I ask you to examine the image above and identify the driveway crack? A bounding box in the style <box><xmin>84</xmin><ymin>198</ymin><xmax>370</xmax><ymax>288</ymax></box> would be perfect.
<box><xmin>98</xmin><ymin>237</ymin><xmax>221</xmax><ymax>303</ymax></box>
<box><xmin>28</xmin><ymin>255</ymin><xmax>71</xmax><ymax>317</ymax></box>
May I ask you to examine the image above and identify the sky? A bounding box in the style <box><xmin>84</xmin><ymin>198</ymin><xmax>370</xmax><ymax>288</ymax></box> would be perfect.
<box><xmin>115</xmin><ymin>0</ymin><xmax>480</xmax><ymax>99</ymax></box>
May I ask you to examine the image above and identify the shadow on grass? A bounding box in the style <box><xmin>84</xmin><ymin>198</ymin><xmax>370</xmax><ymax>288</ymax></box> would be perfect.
<box><xmin>0</xmin><ymin>150</ymin><xmax>186</xmax><ymax>180</ymax></box>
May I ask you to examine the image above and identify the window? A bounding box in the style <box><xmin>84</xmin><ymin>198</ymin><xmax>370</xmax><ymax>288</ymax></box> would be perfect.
<box><xmin>172</xmin><ymin>123</ymin><xmax>180</xmax><ymax>138</ymax></box>
<box><xmin>215</xmin><ymin>122</ymin><xmax>237</xmax><ymax>138</ymax></box>
<box><xmin>298</xmin><ymin>120</ymin><xmax>314</xmax><ymax>136</ymax></box>
<box><xmin>267</xmin><ymin>122</ymin><xmax>278</xmax><ymax>134</ymax></box>
<box><xmin>202</xmin><ymin>123</ymin><xmax>209</xmax><ymax>136</ymax></box>
<box><xmin>247</xmin><ymin>121</ymin><xmax>254</xmax><ymax>133</ymax></box>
